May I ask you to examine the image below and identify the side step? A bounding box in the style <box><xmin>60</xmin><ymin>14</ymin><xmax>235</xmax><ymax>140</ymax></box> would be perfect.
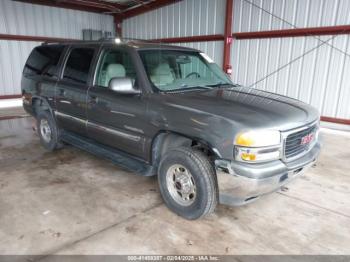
<box><xmin>61</xmin><ymin>131</ymin><xmax>156</xmax><ymax>176</ymax></box>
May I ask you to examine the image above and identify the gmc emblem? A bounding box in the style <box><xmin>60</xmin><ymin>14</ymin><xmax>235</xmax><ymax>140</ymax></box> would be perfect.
<box><xmin>301</xmin><ymin>133</ymin><xmax>314</xmax><ymax>145</ymax></box>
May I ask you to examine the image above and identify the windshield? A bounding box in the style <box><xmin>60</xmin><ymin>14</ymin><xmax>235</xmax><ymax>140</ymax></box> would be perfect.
<box><xmin>139</xmin><ymin>50</ymin><xmax>233</xmax><ymax>92</ymax></box>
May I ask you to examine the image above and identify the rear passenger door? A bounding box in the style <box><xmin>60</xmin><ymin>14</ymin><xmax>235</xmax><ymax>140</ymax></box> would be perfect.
<box><xmin>55</xmin><ymin>46</ymin><xmax>97</xmax><ymax>136</ymax></box>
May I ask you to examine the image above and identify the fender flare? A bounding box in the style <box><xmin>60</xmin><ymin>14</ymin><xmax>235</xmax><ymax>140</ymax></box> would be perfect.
<box><xmin>31</xmin><ymin>96</ymin><xmax>54</xmax><ymax>116</ymax></box>
<box><xmin>151</xmin><ymin>131</ymin><xmax>220</xmax><ymax>170</ymax></box>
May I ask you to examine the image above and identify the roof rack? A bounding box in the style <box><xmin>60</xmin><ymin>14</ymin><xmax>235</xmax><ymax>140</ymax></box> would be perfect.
<box><xmin>41</xmin><ymin>39</ymin><xmax>84</xmax><ymax>45</ymax></box>
<box><xmin>40</xmin><ymin>37</ymin><xmax>165</xmax><ymax>46</ymax></box>
<box><xmin>98</xmin><ymin>37</ymin><xmax>158</xmax><ymax>43</ymax></box>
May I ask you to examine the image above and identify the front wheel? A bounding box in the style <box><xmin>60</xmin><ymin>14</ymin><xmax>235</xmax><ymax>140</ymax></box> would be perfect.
<box><xmin>158</xmin><ymin>147</ymin><xmax>218</xmax><ymax>220</ymax></box>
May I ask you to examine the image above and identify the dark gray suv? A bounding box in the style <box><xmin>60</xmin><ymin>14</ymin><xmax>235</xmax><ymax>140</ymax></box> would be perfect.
<box><xmin>21</xmin><ymin>39</ymin><xmax>321</xmax><ymax>220</ymax></box>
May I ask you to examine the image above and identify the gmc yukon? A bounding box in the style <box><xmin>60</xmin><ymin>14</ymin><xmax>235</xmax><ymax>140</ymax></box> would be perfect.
<box><xmin>21</xmin><ymin>39</ymin><xmax>321</xmax><ymax>220</ymax></box>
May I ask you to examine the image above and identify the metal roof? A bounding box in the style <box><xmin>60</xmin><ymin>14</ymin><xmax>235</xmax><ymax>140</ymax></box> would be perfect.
<box><xmin>12</xmin><ymin>0</ymin><xmax>181</xmax><ymax>17</ymax></box>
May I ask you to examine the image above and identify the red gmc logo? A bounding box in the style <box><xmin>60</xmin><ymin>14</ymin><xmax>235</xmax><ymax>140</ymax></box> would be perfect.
<box><xmin>301</xmin><ymin>133</ymin><xmax>314</xmax><ymax>145</ymax></box>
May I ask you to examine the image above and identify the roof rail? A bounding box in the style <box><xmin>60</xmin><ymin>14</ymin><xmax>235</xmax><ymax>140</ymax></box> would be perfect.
<box><xmin>98</xmin><ymin>37</ymin><xmax>159</xmax><ymax>43</ymax></box>
<box><xmin>40</xmin><ymin>37</ymin><xmax>164</xmax><ymax>46</ymax></box>
<box><xmin>41</xmin><ymin>39</ymin><xmax>83</xmax><ymax>45</ymax></box>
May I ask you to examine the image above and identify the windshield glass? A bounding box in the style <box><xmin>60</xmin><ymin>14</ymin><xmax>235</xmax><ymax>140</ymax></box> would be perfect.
<box><xmin>139</xmin><ymin>50</ymin><xmax>233</xmax><ymax>92</ymax></box>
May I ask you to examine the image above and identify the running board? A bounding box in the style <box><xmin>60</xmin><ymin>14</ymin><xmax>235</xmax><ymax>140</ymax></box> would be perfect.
<box><xmin>61</xmin><ymin>131</ymin><xmax>156</xmax><ymax>176</ymax></box>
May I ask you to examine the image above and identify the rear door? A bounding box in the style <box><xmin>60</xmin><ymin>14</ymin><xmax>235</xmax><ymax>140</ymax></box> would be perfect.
<box><xmin>55</xmin><ymin>45</ymin><xmax>98</xmax><ymax>136</ymax></box>
<box><xmin>22</xmin><ymin>45</ymin><xmax>65</xmax><ymax>110</ymax></box>
<box><xmin>86</xmin><ymin>47</ymin><xmax>149</xmax><ymax>160</ymax></box>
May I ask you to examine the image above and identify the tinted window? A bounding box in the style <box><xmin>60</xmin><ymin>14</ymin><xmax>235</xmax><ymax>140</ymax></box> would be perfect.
<box><xmin>63</xmin><ymin>48</ymin><xmax>94</xmax><ymax>84</ymax></box>
<box><xmin>95</xmin><ymin>49</ymin><xmax>137</xmax><ymax>88</ymax></box>
<box><xmin>23</xmin><ymin>45</ymin><xmax>64</xmax><ymax>77</ymax></box>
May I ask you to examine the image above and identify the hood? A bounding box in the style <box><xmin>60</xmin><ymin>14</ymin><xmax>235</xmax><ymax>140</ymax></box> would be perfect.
<box><xmin>161</xmin><ymin>86</ymin><xmax>320</xmax><ymax>131</ymax></box>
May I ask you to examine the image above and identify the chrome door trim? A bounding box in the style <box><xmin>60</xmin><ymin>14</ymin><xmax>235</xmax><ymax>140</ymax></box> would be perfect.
<box><xmin>110</xmin><ymin>110</ymin><xmax>135</xmax><ymax>117</ymax></box>
<box><xmin>59</xmin><ymin>100</ymin><xmax>72</xmax><ymax>104</ymax></box>
<box><xmin>87</xmin><ymin>121</ymin><xmax>141</xmax><ymax>142</ymax></box>
<box><xmin>55</xmin><ymin>111</ymin><xmax>141</xmax><ymax>142</ymax></box>
<box><xmin>55</xmin><ymin>111</ymin><xmax>87</xmax><ymax>124</ymax></box>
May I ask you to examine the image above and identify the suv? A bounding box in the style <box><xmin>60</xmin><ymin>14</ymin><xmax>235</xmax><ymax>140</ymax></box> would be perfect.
<box><xmin>22</xmin><ymin>39</ymin><xmax>321</xmax><ymax>220</ymax></box>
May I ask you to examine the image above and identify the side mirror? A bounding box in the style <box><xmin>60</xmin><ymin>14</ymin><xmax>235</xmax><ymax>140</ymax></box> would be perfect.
<box><xmin>109</xmin><ymin>77</ymin><xmax>141</xmax><ymax>95</ymax></box>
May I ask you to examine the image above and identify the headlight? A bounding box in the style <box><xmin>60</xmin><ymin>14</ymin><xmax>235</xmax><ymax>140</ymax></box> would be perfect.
<box><xmin>234</xmin><ymin>130</ymin><xmax>282</xmax><ymax>163</ymax></box>
<box><xmin>235</xmin><ymin>130</ymin><xmax>281</xmax><ymax>147</ymax></box>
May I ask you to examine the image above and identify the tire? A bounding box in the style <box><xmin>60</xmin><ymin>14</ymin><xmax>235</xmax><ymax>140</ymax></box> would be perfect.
<box><xmin>36</xmin><ymin>110</ymin><xmax>62</xmax><ymax>151</ymax></box>
<box><xmin>158</xmin><ymin>147</ymin><xmax>218</xmax><ymax>220</ymax></box>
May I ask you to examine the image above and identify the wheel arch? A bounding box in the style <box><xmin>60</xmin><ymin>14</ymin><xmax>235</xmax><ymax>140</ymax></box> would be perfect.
<box><xmin>32</xmin><ymin>96</ymin><xmax>53</xmax><ymax>116</ymax></box>
<box><xmin>150</xmin><ymin>131</ymin><xmax>220</xmax><ymax>169</ymax></box>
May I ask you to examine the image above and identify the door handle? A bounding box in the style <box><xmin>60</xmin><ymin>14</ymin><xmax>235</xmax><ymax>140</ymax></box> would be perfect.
<box><xmin>89</xmin><ymin>95</ymin><xmax>98</xmax><ymax>104</ymax></box>
<box><xmin>59</xmin><ymin>88</ymin><xmax>65</xmax><ymax>96</ymax></box>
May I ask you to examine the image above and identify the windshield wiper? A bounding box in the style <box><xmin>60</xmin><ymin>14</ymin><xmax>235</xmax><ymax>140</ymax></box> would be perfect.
<box><xmin>186</xmin><ymin>85</ymin><xmax>213</xmax><ymax>89</ymax></box>
<box><xmin>206</xmin><ymin>82</ymin><xmax>238</xmax><ymax>88</ymax></box>
<box><xmin>161</xmin><ymin>85</ymin><xmax>213</xmax><ymax>93</ymax></box>
<box><xmin>177</xmin><ymin>85</ymin><xmax>213</xmax><ymax>91</ymax></box>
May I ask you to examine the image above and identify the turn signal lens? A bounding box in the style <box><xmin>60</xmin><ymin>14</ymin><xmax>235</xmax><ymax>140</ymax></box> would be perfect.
<box><xmin>235</xmin><ymin>147</ymin><xmax>281</xmax><ymax>163</ymax></box>
<box><xmin>241</xmin><ymin>152</ymin><xmax>257</xmax><ymax>161</ymax></box>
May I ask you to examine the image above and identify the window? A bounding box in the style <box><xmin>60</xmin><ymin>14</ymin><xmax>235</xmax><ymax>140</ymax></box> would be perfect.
<box><xmin>63</xmin><ymin>48</ymin><xmax>94</xmax><ymax>84</ymax></box>
<box><xmin>23</xmin><ymin>45</ymin><xmax>64</xmax><ymax>77</ymax></box>
<box><xmin>139</xmin><ymin>50</ymin><xmax>232</xmax><ymax>92</ymax></box>
<box><xmin>95</xmin><ymin>49</ymin><xmax>137</xmax><ymax>88</ymax></box>
<box><xmin>82</xmin><ymin>29</ymin><xmax>112</xmax><ymax>40</ymax></box>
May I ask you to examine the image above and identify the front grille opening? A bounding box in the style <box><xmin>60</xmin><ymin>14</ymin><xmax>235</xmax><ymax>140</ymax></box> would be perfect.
<box><xmin>284</xmin><ymin>124</ymin><xmax>317</xmax><ymax>160</ymax></box>
<box><xmin>293</xmin><ymin>167</ymin><xmax>303</xmax><ymax>175</ymax></box>
<box><xmin>245</xmin><ymin>196</ymin><xmax>259</xmax><ymax>202</ymax></box>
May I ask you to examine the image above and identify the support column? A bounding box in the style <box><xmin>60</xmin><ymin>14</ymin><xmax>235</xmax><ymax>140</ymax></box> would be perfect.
<box><xmin>114</xmin><ymin>15</ymin><xmax>123</xmax><ymax>38</ymax></box>
<box><xmin>223</xmin><ymin>0</ymin><xmax>233</xmax><ymax>75</ymax></box>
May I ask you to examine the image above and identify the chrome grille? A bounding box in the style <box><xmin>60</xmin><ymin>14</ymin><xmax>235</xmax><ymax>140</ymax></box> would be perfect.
<box><xmin>284</xmin><ymin>124</ymin><xmax>318</xmax><ymax>160</ymax></box>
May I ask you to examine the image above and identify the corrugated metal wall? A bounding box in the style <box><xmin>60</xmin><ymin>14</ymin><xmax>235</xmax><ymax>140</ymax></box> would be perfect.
<box><xmin>123</xmin><ymin>0</ymin><xmax>225</xmax><ymax>39</ymax></box>
<box><xmin>232</xmin><ymin>0</ymin><xmax>350</xmax><ymax>32</ymax></box>
<box><xmin>0</xmin><ymin>40</ymin><xmax>39</xmax><ymax>97</ymax></box>
<box><xmin>122</xmin><ymin>0</ymin><xmax>226</xmax><ymax>65</ymax></box>
<box><xmin>0</xmin><ymin>0</ymin><xmax>114</xmax><ymax>97</ymax></box>
<box><xmin>231</xmin><ymin>0</ymin><xmax>350</xmax><ymax>119</ymax></box>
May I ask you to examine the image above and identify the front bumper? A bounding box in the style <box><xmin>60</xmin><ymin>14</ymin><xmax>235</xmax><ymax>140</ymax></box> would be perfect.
<box><xmin>215</xmin><ymin>142</ymin><xmax>321</xmax><ymax>206</ymax></box>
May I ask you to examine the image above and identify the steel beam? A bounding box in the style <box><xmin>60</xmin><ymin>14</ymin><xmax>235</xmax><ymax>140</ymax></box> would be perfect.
<box><xmin>223</xmin><ymin>0</ymin><xmax>233</xmax><ymax>74</ymax></box>
<box><xmin>150</xmin><ymin>35</ymin><xmax>224</xmax><ymax>44</ymax></box>
<box><xmin>232</xmin><ymin>25</ymin><xmax>350</xmax><ymax>40</ymax></box>
<box><xmin>0</xmin><ymin>95</ymin><xmax>22</xmax><ymax>100</ymax></box>
<box><xmin>114</xmin><ymin>16</ymin><xmax>123</xmax><ymax>37</ymax></box>
<box><xmin>122</xmin><ymin>0</ymin><xmax>182</xmax><ymax>18</ymax></box>
<box><xmin>0</xmin><ymin>34</ymin><xmax>78</xmax><ymax>43</ymax></box>
<box><xmin>320</xmin><ymin>116</ymin><xmax>350</xmax><ymax>126</ymax></box>
<box><xmin>13</xmin><ymin>0</ymin><xmax>109</xmax><ymax>13</ymax></box>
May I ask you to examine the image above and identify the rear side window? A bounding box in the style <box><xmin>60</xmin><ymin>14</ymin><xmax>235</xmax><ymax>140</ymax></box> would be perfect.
<box><xmin>63</xmin><ymin>48</ymin><xmax>94</xmax><ymax>84</ymax></box>
<box><xmin>23</xmin><ymin>45</ymin><xmax>64</xmax><ymax>77</ymax></box>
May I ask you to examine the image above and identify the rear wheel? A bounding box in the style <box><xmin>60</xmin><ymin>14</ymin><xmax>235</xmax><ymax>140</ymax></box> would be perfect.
<box><xmin>158</xmin><ymin>147</ymin><xmax>218</xmax><ymax>220</ymax></box>
<box><xmin>36</xmin><ymin>111</ymin><xmax>62</xmax><ymax>151</ymax></box>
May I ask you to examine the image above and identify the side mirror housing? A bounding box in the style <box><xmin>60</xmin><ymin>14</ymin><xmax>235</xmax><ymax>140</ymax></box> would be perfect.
<box><xmin>109</xmin><ymin>77</ymin><xmax>141</xmax><ymax>95</ymax></box>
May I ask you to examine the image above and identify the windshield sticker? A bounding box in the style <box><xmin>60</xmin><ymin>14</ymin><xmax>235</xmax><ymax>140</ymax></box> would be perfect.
<box><xmin>200</xmin><ymin>53</ymin><xmax>214</xmax><ymax>63</ymax></box>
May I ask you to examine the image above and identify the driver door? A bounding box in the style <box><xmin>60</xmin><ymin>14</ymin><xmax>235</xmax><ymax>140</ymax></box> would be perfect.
<box><xmin>86</xmin><ymin>47</ymin><xmax>148</xmax><ymax>159</ymax></box>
